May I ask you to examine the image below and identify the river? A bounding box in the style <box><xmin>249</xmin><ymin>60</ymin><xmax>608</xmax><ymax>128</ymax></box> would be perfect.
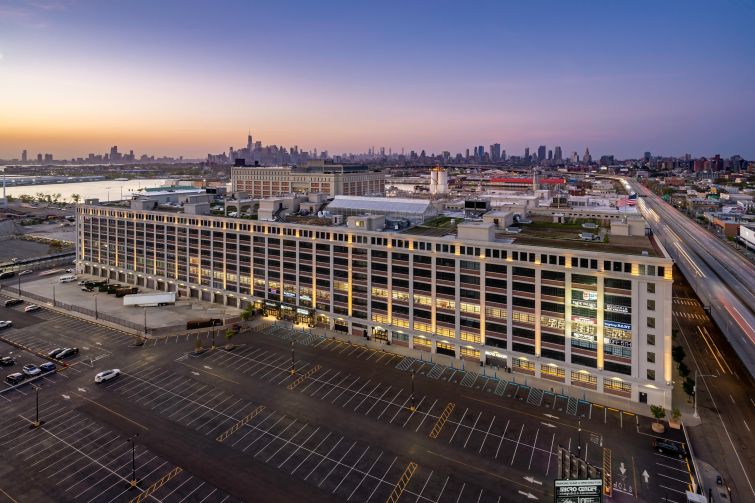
<box><xmin>2</xmin><ymin>178</ymin><xmax>170</xmax><ymax>203</ymax></box>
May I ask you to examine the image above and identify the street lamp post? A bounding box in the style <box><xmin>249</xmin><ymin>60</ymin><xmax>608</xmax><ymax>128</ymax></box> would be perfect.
<box><xmin>410</xmin><ymin>370</ymin><xmax>416</xmax><ymax>412</ymax></box>
<box><xmin>52</xmin><ymin>285</ymin><xmax>56</xmax><ymax>306</ymax></box>
<box><xmin>693</xmin><ymin>370</ymin><xmax>717</xmax><ymax>419</ymax></box>
<box><xmin>143</xmin><ymin>308</ymin><xmax>147</xmax><ymax>336</ymax></box>
<box><xmin>31</xmin><ymin>384</ymin><xmax>41</xmax><ymax>428</ymax></box>
<box><xmin>577</xmin><ymin>420</ymin><xmax>582</xmax><ymax>459</ymax></box>
<box><xmin>291</xmin><ymin>341</ymin><xmax>295</xmax><ymax>376</ymax></box>
<box><xmin>128</xmin><ymin>434</ymin><xmax>139</xmax><ymax>488</ymax></box>
<box><xmin>94</xmin><ymin>294</ymin><xmax>98</xmax><ymax>320</ymax></box>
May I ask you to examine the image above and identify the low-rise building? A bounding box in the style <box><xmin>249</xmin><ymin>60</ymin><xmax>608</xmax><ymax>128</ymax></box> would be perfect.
<box><xmin>76</xmin><ymin>201</ymin><xmax>674</xmax><ymax>407</ymax></box>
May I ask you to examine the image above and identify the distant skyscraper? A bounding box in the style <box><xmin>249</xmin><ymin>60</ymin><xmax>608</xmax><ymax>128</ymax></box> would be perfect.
<box><xmin>21</xmin><ymin>150</ymin><xmax>27</xmax><ymax>162</ymax></box>
<box><xmin>477</xmin><ymin>145</ymin><xmax>484</xmax><ymax>161</ymax></box>
<box><xmin>554</xmin><ymin>146</ymin><xmax>562</xmax><ymax>162</ymax></box>
<box><xmin>490</xmin><ymin>143</ymin><xmax>501</xmax><ymax>162</ymax></box>
<box><xmin>524</xmin><ymin>147</ymin><xmax>530</xmax><ymax>160</ymax></box>
<box><xmin>547</xmin><ymin>149</ymin><xmax>553</xmax><ymax>161</ymax></box>
<box><xmin>643</xmin><ymin>151</ymin><xmax>651</xmax><ymax>162</ymax></box>
<box><xmin>571</xmin><ymin>152</ymin><xmax>579</xmax><ymax>163</ymax></box>
<box><xmin>44</xmin><ymin>153</ymin><xmax>53</xmax><ymax>162</ymax></box>
<box><xmin>501</xmin><ymin>150</ymin><xmax>507</xmax><ymax>161</ymax></box>
<box><xmin>537</xmin><ymin>145</ymin><xmax>546</xmax><ymax>162</ymax></box>
<box><xmin>36</xmin><ymin>153</ymin><xmax>42</xmax><ymax>162</ymax></box>
<box><xmin>583</xmin><ymin>147</ymin><xmax>592</xmax><ymax>164</ymax></box>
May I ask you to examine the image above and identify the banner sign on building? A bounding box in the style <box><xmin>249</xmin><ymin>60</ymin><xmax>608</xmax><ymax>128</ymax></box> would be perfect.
<box><xmin>604</xmin><ymin>304</ymin><xmax>630</xmax><ymax>314</ymax></box>
<box><xmin>604</xmin><ymin>321</ymin><xmax>631</xmax><ymax>331</ymax></box>
<box><xmin>554</xmin><ymin>479</ymin><xmax>602</xmax><ymax>503</ymax></box>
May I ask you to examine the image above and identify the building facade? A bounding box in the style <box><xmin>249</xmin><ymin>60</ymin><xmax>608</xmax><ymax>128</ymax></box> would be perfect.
<box><xmin>231</xmin><ymin>164</ymin><xmax>385</xmax><ymax>198</ymax></box>
<box><xmin>76</xmin><ymin>204</ymin><xmax>674</xmax><ymax>407</ymax></box>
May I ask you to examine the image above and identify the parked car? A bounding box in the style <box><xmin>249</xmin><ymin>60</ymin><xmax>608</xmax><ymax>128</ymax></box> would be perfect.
<box><xmin>0</xmin><ymin>321</ymin><xmax>12</xmax><ymax>329</ymax></box>
<box><xmin>47</xmin><ymin>348</ymin><xmax>64</xmax><ymax>359</ymax></box>
<box><xmin>0</xmin><ymin>356</ymin><xmax>14</xmax><ymax>367</ymax></box>
<box><xmin>21</xmin><ymin>364</ymin><xmax>41</xmax><ymax>377</ymax></box>
<box><xmin>94</xmin><ymin>369</ymin><xmax>120</xmax><ymax>383</ymax></box>
<box><xmin>65</xmin><ymin>269</ymin><xmax>74</xmax><ymax>273</ymax></box>
<box><xmin>4</xmin><ymin>299</ymin><xmax>22</xmax><ymax>307</ymax></box>
<box><xmin>5</xmin><ymin>373</ymin><xmax>24</xmax><ymax>385</ymax></box>
<box><xmin>24</xmin><ymin>304</ymin><xmax>40</xmax><ymax>312</ymax></box>
<box><xmin>78</xmin><ymin>280</ymin><xmax>87</xmax><ymax>286</ymax></box>
<box><xmin>18</xmin><ymin>270</ymin><xmax>33</xmax><ymax>276</ymax></box>
<box><xmin>56</xmin><ymin>348</ymin><xmax>79</xmax><ymax>359</ymax></box>
<box><xmin>39</xmin><ymin>362</ymin><xmax>56</xmax><ymax>373</ymax></box>
<box><xmin>653</xmin><ymin>439</ymin><xmax>686</xmax><ymax>458</ymax></box>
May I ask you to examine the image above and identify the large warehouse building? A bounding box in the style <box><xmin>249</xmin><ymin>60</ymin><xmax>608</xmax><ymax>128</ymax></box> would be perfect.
<box><xmin>231</xmin><ymin>163</ymin><xmax>385</xmax><ymax>198</ymax></box>
<box><xmin>76</xmin><ymin>200</ymin><xmax>674</xmax><ymax>407</ymax></box>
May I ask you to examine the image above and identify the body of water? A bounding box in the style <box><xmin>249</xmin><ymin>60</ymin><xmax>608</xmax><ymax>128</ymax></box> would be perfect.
<box><xmin>2</xmin><ymin>178</ymin><xmax>169</xmax><ymax>203</ymax></box>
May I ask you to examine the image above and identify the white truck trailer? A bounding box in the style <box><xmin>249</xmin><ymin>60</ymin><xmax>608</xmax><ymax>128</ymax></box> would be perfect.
<box><xmin>123</xmin><ymin>292</ymin><xmax>176</xmax><ymax>307</ymax></box>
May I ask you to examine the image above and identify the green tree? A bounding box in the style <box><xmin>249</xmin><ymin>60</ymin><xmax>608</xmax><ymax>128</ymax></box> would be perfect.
<box><xmin>36</xmin><ymin>192</ymin><xmax>46</xmax><ymax>204</ymax></box>
<box><xmin>682</xmin><ymin>378</ymin><xmax>695</xmax><ymax>401</ymax></box>
<box><xmin>678</xmin><ymin>362</ymin><xmax>690</xmax><ymax>379</ymax></box>
<box><xmin>71</xmin><ymin>194</ymin><xmax>81</xmax><ymax>205</ymax></box>
<box><xmin>225</xmin><ymin>327</ymin><xmax>235</xmax><ymax>349</ymax></box>
<box><xmin>19</xmin><ymin>194</ymin><xmax>34</xmax><ymax>203</ymax></box>
<box><xmin>671</xmin><ymin>407</ymin><xmax>681</xmax><ymax>422</ymax></box>
<box><xmin>52</xmin><ymin>193</ymin><xmax>61</xmax><ymax>205</ymax></box>
<box><xmin>240</xmin><ymin>306</ymin><xmax>254</xmax><ymax>326</ymax></box>
<box><xmin>672</xmin><ymin>346</ymin><xmax>686</xmax><ymax>364</ymax></box>
<box><xmin>650</xmin><ymin>405</ymin><xmax>666</xmax><ymax>425</ymax></box>
<box><xmin>5</xmin><ymin>194</ymin><xmax>15</xmax><ymax>203</ymax></box>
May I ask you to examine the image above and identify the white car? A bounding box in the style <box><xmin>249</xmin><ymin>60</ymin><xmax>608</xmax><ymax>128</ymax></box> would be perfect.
<box><xmin>18</xmin><ymin>270</ymin><xmax>33</xmax><ymax>276</ymax></box>
<box><xmin>95</xmin><ymin>369</ymin><xmax>120</xmax><ymax>383</ymax></box>
<box><xmin>24</xmin><ymin>304</ymin><xmax>40</xmax><ymax>312</ymax></box>
<box><xmin>0</xmin><ymin>321</ymin><xmax>12</xmax><ymax>329</ymax></box>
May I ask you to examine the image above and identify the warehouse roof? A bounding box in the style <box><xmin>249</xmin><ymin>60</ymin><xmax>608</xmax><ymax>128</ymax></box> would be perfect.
<box><xmin>326</xmin><ymin>196</ymin><xmax>434</xmax><ymax>215</ymax></box>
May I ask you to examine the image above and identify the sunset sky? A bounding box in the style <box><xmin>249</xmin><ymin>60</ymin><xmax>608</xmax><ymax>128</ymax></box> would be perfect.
<box><xmin>1</xmin><ymin>0</ymin><xmax>754</xmax><ymax>159</ymax></box>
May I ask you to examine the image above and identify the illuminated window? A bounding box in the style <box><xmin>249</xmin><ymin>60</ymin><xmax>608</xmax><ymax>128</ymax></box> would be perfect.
<box><xmin>571</xmin><ymin>371</ymin><xmax>597</xmax><ymax>385</ymax></box>
<box><xmin>460</xmin><ymin>303</ymin><xmax>480</xmax><ymax>315</ymax></box>
<box><xmin>413</xmin><ymin>294</ymin><xmax>432</xmax><ymax>306</ymax></box>
<box><xmin>512</xmin><ymin>311</ymin><xmax>536</xmax><ymax>325</ymax></box>
<box><xmin>436</xmin><ymin>326</ymin><xmax>455</xmax><ymax>338</ymax></box>
<box><xmin>460</xmin><ymin>347</ymin><xmax>480</xmax><ymax>359</ymax></box>
<box><xmin>541</xmin><ymin>364</ymin><xmax>565</xmax><ymax>378</ymax></box>
<box><xmin>371</xmin><ymin>287</ymin><xmax>388</xmax><ymax>298</ymax></box>
<box><xmin>460</xmin><ymin>331</ymin><xmax>481</xmax><ymax>343</ymax></box>
<box><xmin>485</xmin><ymin>306</ymin><xmax>507</xmax><ymax>319</ymax></box>
<box><xmin>413</xmin><ymin>321</ymin><xmax>432</xmax><ymax>333</ymax></box>
<box><xmin>392</xmin><ymin>291</ymin><xmax>410</xmax><ymax>302</ymax></box>
<box><xmin>512</xmin><ymin>358</ymin><xmax>534</xmax><ymax>371</ymax></box>
<box><xmin>413</xmin><ymin>336</ymin><xmax>431</xmax><ymax>348</ymax></box>
<box><xmin>604</xmin><ymin>379</ymin><xmax>631</xmax><ymax>393</ymax></box>
<box><xmin>436</xmin><ymin>299</ymin><xmax>456</xmax><ymax>311</ymax></box>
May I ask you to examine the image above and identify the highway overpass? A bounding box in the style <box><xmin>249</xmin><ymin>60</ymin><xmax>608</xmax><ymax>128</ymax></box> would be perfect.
<box><xmin>624</xmin><ymin>178</ymin><xmax>755</xmax><ymax>378</ymax></box>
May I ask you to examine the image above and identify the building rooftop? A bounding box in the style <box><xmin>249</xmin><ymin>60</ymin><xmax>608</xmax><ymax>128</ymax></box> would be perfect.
<box><xmin>506</xmin><ymin>219</ymin><xmax>659</xmax><ymax>256</ymax></box>
<box><xmin>326</xmin><ymin>196</ymin><xmax>434</xmax><ymax>215</ymax></box>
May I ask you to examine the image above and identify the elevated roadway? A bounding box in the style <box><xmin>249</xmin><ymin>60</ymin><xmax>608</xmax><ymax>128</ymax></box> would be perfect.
<box><xmin>625</xmin><ymin>178</ymin><xmax>755</xmax><ymax>378</ymax></box>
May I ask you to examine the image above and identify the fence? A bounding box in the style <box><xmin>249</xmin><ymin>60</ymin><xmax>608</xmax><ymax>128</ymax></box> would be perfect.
<box><xmin>1</xmin><ymin>286</ymin><xmax>245</xmax><ymax>336</ymax></box>
<box><xmin>2</xmin><ymin>286</ymin><xmax>146</xmax><ymax>333</ymax></box>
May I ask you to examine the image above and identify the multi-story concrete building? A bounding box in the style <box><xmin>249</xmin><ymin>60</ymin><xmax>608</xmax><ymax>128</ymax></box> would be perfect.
<box><xmin>231</xmin><ymin>163</ymin><xmax>385</xmax><ymax>198</ymax></box>
<box><xmin>76</xmin><ymin>201</ymin><xmax>674</xmax><ymax>407</ymax></box>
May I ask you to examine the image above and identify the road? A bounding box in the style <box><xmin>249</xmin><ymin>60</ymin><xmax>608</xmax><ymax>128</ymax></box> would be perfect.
<box><xmin>670</xmin><ymin>269</ymin><xmax>755</xmax><ymax>501</ymax></box>
<box><xmin>0</xmin><ymin>296</ymin><xmax>697</xmax><ymax>503</ymax></box>
<box><xmin>626</xmin><ymin>179</ymin><xmax>755</xmax><ymax>377</ymax></box>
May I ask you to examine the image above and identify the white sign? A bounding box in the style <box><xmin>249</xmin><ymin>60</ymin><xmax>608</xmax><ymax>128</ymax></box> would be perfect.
<box><xmin>605</xmin><ymin>304</ymin><xmax>630</xmax><ymax>314</ymax></box>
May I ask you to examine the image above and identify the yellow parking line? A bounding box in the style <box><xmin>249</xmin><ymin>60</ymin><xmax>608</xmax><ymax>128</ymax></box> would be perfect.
<box><xmin>385</xmin><ymin>461</ymin><xmax>417</xmax><ymax>503</ymax></box>
<box><xmin>216</xmin><ymin>405</ymin><xmax>266</xmax><ymax>443</ymax></box>
<box><xmin>129</xmin><ymin>466</ymin><xmax>182</xmax><ymax>503</ymax></box>
<box><xmin>287</xmin><ymin>364</ymin><xmax>322</xmax><ymax>390</ymax></box>
<box><xmin>429</xmin><ymin>402</ymin><xmax>455</xmax><ymax>439</ymax></box>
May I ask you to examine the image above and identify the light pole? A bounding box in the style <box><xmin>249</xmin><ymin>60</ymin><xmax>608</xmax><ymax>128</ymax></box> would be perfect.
<box><xmin>31</xmin><ymin>384</ymin><xmax>41</xmax><ymax>428</ymax></box>
<box><xmin>290</xmin><ymin>341</ymin><xmax>295</xmax><ymax>376</ymax></box>
<box><xmin>577</xmin><ymin>420</ymin><xmax>582</xmax><ymax>459</ymax></box>
<box><xmin>693</xmin><ymin>370</ymin><xmax>717</xmax><ymax>419</ymax></box>
<box><xmin>52</xmin><ymin>285</ymin><xmax>56</xmax><ymax>306</ymax></box>
<box><xmin>143</xmin><ymin>308</ymin><xmax>147</xmax><ymax>336</ymax></box>
<box><xmin>410</xmin><ymin>370</ymin><xmax>416</xmax><ymax>412</ymax></box>
<box><xmin>94</xmin><ymin>294</ymin><xmax>98</xmax><ymax>320</ymax></box>
<box><xmin>128</xmin><ymin>434</ymin><xmax>139</xmax><ymax>488</ymax></box>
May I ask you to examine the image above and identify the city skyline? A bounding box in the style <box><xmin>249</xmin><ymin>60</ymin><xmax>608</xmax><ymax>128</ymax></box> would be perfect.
<box><xmin>1</xmin><ymin>1</ymin><xmax>754</xmax><ymax>158</ymax></box>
